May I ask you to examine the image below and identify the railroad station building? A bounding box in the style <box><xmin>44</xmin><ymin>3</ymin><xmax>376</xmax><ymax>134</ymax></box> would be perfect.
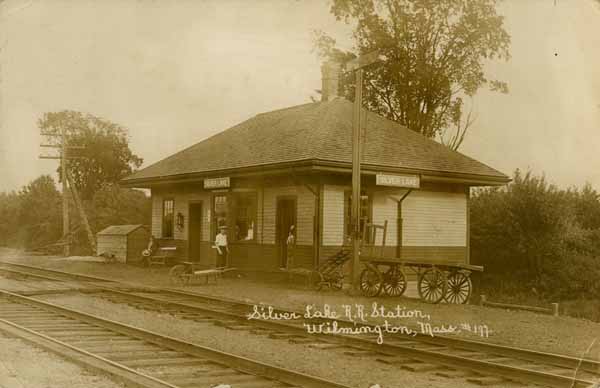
<box><xmin>121</xmin><ymin>66</ymin><xmax>508</xmax><ymax>272</ymax></box>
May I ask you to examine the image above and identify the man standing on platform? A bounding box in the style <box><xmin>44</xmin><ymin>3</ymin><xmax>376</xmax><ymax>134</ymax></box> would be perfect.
<box><xmin>215</xmin><ymin>226</ymin><xmax>229</xmax><ymax>268</ymax></box>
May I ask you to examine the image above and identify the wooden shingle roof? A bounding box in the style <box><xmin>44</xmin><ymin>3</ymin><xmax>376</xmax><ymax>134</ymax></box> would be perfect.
<box><xmin>122</xmin><ymin>98</ymin><xmax>508</xmax><ymax>185</ymax></box>
<box><xmin>97</xmin><ymin>224</ymin><xmax>147</xmax><ymax>236</ymax></box>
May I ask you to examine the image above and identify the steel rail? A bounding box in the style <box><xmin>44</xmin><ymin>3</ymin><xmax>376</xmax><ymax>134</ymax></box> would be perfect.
<box><xmin>91</xmin><ymin>287</ymin><xmax>600</xmax><ymax>388</ymax></box>
<box><xmin>0</xmin><ymin>289</ymin><xmax>351</xmax><ymax>388</ymax></box>
<box><xmin>0</xmin><ymin>319</ymin><xmax>177</xmax><ymax>388</ymax></box>
<box><xmin>2</xmin><ymin>261</ymin><xmax>600</xmax><ymax>387</ymax></box>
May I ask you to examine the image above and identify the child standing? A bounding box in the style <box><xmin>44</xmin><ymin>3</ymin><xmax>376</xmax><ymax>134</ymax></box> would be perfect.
<box><xmin>215</xmin><ymin>226</ymin><xmax>229</xmax><ymax>268</ymax></box>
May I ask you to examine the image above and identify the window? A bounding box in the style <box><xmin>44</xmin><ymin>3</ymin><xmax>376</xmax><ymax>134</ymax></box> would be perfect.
<box><xmin>344</xmin><ymin>190</ymin><xmax>371</xmax><ymax>243</ymax></box>
<box><xmin>162</xmin><ymin>199</ymin><xmax>174</xmax><ymax>238</ymax></box>
<box><xmin>212</xmin><ymin>192</ymin><xmax>257</xmax><ymax>242</ymax></box>
<box><xmin>213</xmin><ymin>195</ymin><xmax>228</xmax><ymax>239</ymax></box>
<box><xmin>233</xmin><ymin>192</ymin><xmax>257</xmax><ymax>242</ymax></box>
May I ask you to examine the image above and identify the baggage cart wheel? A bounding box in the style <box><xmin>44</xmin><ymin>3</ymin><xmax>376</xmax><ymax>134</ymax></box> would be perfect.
<box><xmin>444</xmin><ymin>271</ymin><xmax>472</xmax><ymax>304</ymax></box>
<box><xmin>382</xmin><ymin>265</ymin><xmax>407</xmax><ymax>297</ymax></box>
<box><xmin>417</xmin><ymin>267</ymin><xmax>447</xmax><ymax>304</ymax></box>
<box><xmin>169</xmin><ymin>264</ymin><xmax>187</xmax><ymax>286</ymax></box>
<box><xmin>313</xmin><ymin>272</ymin><xmax>326</xmax><ymax>291</ymax></box>
<box><xmin>360</xmin><ymin>266</ymin><xmax>383</xmax><ymax>297</ymax></box>
<box><xmin>331</xmin><ymin>272</ymin><xmax>344</xmax><ymax>290</ymax></box>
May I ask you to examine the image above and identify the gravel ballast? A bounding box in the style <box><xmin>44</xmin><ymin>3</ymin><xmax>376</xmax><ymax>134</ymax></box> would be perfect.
<box><xmin>0</xmin><ymin>330</ymin><xmax>125</xmax><ymax>388</ymax></box>
<box><xmin>38</xmin><ymin>293</ymin><xmax>532</xmax><ymax>388</ymax></box>
<box><xmin>3</xmin><ymin>249</ymin><xmax>600</xmax><ymax>361</ymax></box>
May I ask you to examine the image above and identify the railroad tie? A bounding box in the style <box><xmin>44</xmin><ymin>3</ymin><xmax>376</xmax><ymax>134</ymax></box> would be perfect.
<box><xmin>343</xmin><ymin>350</ymin><xmax>380</xmax><ymax>357</ymax></box>
<box><xmin>446</xmin><ymin>349</ymin><xmax>485</xmax><ymax>358</ymax></box>
<box><xmin>401</xmin><ymin>362</ymin><xmax>442</xmax><ymax>372</ymax></box>
<box><xmin>229</xmin><ymin>381</ymin><xmax>290</xmax><ymax>388</ymax></box>
<box><xmin>375</xmin><ymin>356</ymin><xmax>416</xmax><ymax>365</ymax></box>
<box><xmin>308</xmin><ymin>342</ymin><xmax>346</xmax><ymax>350</ymax></box>
<box><xmin>466</xmin><ymin>376</ymin><xmax>509</xmax><ymax>386</ymax></box>
<box><xmin>121</xmin><ymin>357</ymin><xmax>210</xmax><ymax>368</ymax></box>
<box><xmin>435</xmin><ymin>370</ymin><xmax>474</xmax><ymax>378</ymax></box>
<box><xmin>223</xmin><ymin>325</ymin><xmax>253</xmax><ymax>330</ymax></box>
<box><xmin>69</xmin><ymin>338</ymin><xmax>144</xmax><ymax>347</ymax></box>
<box><xmin>190</xmin><ymin>317</ymin><xmax>220</xmax><ymax>323</ymax></box>
<box><xmin>99</xmin><ymin>350</ymin><xmax>183</xmax><ymax>361</ymax></box>
<box><xmin>268</xmin><ymin>332</ymin><xmax>303</xmax><ymax>340</ymax></box>
<box><xmin>249</xmin><ymin>328</ymin><xmax>272</xmax><ymax>335</ymax></box>
<box><xmin>287</xmin><ymin>337</ymin><xmax>315</xmax><ymax>344</ymax></box>
<box><xmin>410</xmin><ymin>344</ymin><xmax>448</xmax><ymax>352</ymax></box>
<box><xmin>172</xmin><ymin>373</ymin><xmax>267</xmax><ymax>385</ymax></box>
<box><xmin>213</xmin><ymin>320</ymin><xmax>240</xmax><ymax>327</ymax></box>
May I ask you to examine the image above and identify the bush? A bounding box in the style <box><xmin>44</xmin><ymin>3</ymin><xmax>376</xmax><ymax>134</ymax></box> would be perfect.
<box><xmin>0</xmin><ymin>177</ymin><xmax>151</xmax><ymax>255</ymax></box>
<box><xmin>471</xmin><ymin>169</ymin><xmax>600</xmax><ymax>301</ymax></box>
<box><xmin>69</xmin><ymin>183</ymin><xmax>151</xmax><ymax>254</ymax></box>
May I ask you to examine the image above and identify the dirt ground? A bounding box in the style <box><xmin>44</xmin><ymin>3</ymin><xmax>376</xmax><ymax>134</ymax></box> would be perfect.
<box><xmin>0</xmin><ymin>330</ymin><xmax>124</xmax><ymax>388</ymax></box>
<box><xmin>3</xmin><ymin>248</ymin><xmax>600</xmax><ymax>362</ymax></box>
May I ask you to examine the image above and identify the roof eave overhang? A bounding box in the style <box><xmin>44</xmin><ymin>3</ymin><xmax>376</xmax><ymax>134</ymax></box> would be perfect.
<box><xmin>120</xmin><ymin>159</ymin><xmax>510</xmax><ymax>188</ymax></box>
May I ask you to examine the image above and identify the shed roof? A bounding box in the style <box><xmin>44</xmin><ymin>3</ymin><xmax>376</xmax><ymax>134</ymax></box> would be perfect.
<box><xmin>97</xmin><ymin>224</ymin><xmax>147</xmax><ymax>236</ymax></box>
<box><xmin>122</xmin><ymin>98</ymin><xmax>508</xmax><ymax>185</ymax></box>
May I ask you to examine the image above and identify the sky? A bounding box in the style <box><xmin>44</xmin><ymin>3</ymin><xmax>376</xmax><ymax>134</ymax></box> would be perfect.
<box><xmin>1</xmin><ymin>0</ymin><xmax>599</xmax><ymax>193</ymax></box>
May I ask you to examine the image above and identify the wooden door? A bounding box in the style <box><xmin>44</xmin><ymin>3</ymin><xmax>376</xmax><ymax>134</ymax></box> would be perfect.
<box><xmin>188</xmin><ymin>202</ymin><xmax>203</xmax><ymax>262</ymax></box>
<box><xmin>276</xmin><ymin>197</ymin><xmax>296</xmax><ymax>269</ymax></box>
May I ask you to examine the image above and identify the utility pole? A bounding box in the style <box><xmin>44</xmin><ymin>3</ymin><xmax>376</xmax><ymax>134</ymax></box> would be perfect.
<box><xmin>344</xmin><ymin>51</ymin><xmax>383</xmax><ymax>293</ymax></box>
<box><xmin>39</xmin><ymin>129</ymin><xmax>86</xmax><ymax>257</ymax></box>
<box><xmin>61</xmin><ymin>127</ymin><xmax>70</xmax><ymax>256</ymax></box>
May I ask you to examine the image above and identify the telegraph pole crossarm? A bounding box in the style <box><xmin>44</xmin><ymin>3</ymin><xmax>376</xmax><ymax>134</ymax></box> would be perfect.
<box><xmin>343</xmin><ymin>50</ymin><xmax>384</xmax><ymax>294</ymax></box>
<box><xmin>39</xmin><ymin>127</ymin><xmax>87</xmax><ymax>257</ymax></box>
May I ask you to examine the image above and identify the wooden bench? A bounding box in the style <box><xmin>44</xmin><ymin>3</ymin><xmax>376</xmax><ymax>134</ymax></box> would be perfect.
<box><xmin>169</xmin><ymin>262</ymin><xmax>237</xmax><ymax>285</ymax></box>
<box><xmin>148</xmin><ymin>246</ymin><xmax>178</xmax><ymax>266</ymax></box>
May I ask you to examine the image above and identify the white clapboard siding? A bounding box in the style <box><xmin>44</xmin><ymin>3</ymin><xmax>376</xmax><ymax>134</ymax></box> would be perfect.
<box><xmin>402</xmin><ymin>191</ymin><xmax>467</xmax><ymax>247</ymax></box>
<box><xmin>171</xmin><ymin>191</ymin><xmax>211</xmax><ymax>241</ymax></box>
<box><xmin>263</xmin><ymin>185</ymin><xmax>315</xmax><ymax>245</ymax></box>
<box><xmin>371</xmin><ymin>192</ymin><xmax>398</xmax><ymax>246</ymax></box>
<box><xmin>150</xmin><ymin>189</ymin><xmax>211</xmax><ymax>241</ymax></box>
<box><xmin>322</xmin><ymin>185</ymin><xmax>346</xmax><ymax>246</ymax></box>
<box><xmin>151</xmin><ymin>193</ymin><xmax>162</xmax><ymax>238</ymax></box>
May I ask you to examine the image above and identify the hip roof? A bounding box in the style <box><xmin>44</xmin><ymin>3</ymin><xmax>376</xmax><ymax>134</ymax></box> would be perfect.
<box><xmin>122</xmin><ymin>99</ymin><xmax>508</xmax><ymax>185</ymax></box>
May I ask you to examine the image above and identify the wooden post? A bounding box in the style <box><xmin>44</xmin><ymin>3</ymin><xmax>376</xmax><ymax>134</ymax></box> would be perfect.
<box><xmin>344</xmin><ymin>51</ymin><xmax>383</xmax><ymax>294</ymax></box>
<box><xmin>551</xmin><ymin>302</ymin><xmax>559</xmax><ymax>317</ymax></box>
<box><xmin>67</xmin><ymin>171</ymin><xmax>96</xmax><ymax>254</ymax></box>
<box><xmin>350</xmin><ymin>68</ymin><xmax>363</xmax><ymax>293</ymax></box>
<box><xmin>61</xmin><ymin>127</ymin><xmax>70</xmax><ymax>257</ymax></box>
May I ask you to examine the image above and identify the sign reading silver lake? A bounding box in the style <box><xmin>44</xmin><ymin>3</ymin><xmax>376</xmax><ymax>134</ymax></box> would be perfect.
<box><xmin>204</xmin><ymin>177</ymin><xmax>230</xmax><ymax>189</ymax></box>
<box><xmin>376</xmin><ymin>173</ymin><xmax>420</xmax><ymax>188</ymax></box>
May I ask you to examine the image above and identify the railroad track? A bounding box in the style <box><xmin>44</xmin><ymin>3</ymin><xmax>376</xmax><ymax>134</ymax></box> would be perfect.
<box><xmin>1</xmin><ymin>261</ymin><xmax>600</xmax><ymax>387</ymax></box>
<box><xmin>0</xmin><ymin>289</ymin><xmax>349</xmax><ymax>388</ymax></box>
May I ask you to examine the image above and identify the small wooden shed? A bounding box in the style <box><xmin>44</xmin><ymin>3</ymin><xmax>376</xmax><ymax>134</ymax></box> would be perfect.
<box><xmin>96</xmin><ymin>224</ymin><xmax>150</xmax><ymax>264</ymax></box>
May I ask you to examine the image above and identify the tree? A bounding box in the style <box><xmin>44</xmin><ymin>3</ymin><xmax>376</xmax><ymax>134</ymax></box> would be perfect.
<box><xmin>314</xmin><ymin>0</ymin><xmax>511</xmax><ymax>150</ymax></box>
<box><xmin>17</xmin><ymin>175</ymin><xmax>63</xmax><ymax>249</ymax></box>
<box><xmin>90</xmin><ymin>183</ymin><xmax>151</xmax><ymax>233</ymax></box>
<box><xmin>0</xmin><ymin>191</ymin><xmax>22</xmax><ymax>247</ymax></box>
<box><xmin>571</xmin><ymin>183</ymin><xmax>600</xmax><ymax>230</ymax></box>
<box><xmin>38</xmin><ymin>111</ymin><xmax>143</xmax><ymax>199</ymax></box>
<box><xmin>65</xmin><ymin>183</ymin><xmax>151</xmax><ymax>255</ymax></box>
<box><xmin>470</xmin><ymin>170</ymin><xmax>600</xmax><ymax>300</ymax></box>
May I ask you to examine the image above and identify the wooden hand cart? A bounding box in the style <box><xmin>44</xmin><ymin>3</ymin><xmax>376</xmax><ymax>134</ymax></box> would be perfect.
<box><xmin>313</xmin><ymin>248</ymin><xmax>352</xmax><ymax>290</ymax></box>
<box><xmin>169</xmin><ymin>262</ymin><xmax>237</xmax><ymax>286</ymax></box>
<box><xmin>357</xmin><ymin>220</ymin><xmax>482</xmax><ymax>304</ymax></box>
<box><xmin>359</xmin><ymin>258</ymin><xmax>482</xmax><ymax>304</ymax></box>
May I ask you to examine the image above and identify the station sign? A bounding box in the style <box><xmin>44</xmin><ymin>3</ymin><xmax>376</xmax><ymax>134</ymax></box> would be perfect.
<box><xmin>204</xmin><ymin>177</ymin><xmax>230</xmax><ymax>189</ymax></box>
<box><xmin>376</xmin><ymin>173</ymin><xmax>420</xmax><ymax>189</ymax></box>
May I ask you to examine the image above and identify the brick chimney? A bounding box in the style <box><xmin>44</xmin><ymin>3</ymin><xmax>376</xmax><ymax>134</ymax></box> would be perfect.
<box><xmin>321</xmin><ymin>60</ymin><xmax>341</xmax><ymax>102</ymax></box>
